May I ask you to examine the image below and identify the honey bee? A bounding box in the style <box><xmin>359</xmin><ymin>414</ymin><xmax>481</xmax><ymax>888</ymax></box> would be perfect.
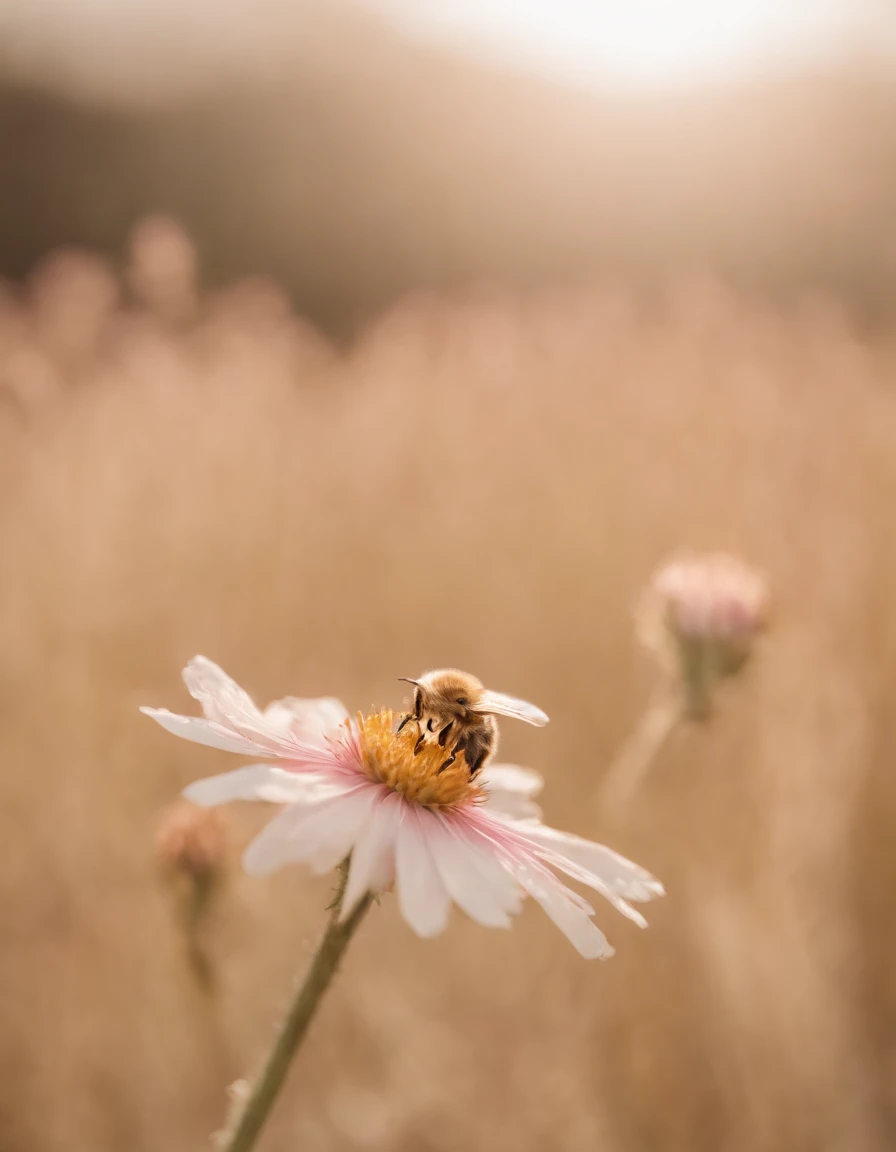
<box><xmin>396</xmin><ymin>669</ymin><xmax>549</xmax><ymax>775</ymax></box>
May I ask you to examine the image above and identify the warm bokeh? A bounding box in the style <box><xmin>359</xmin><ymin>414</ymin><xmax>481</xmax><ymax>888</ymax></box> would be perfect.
<box><xmin>4</xmin><ymin>3</ymin><xmax>896</xmax><ymax>336</ymax></box>
<box><xmin>1</xmin><ymin>217</ymin><xmax>894</xmax><ymax>1150</ymax></box>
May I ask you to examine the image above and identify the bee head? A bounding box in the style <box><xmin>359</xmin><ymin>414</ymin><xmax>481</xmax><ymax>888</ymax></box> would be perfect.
<box><xmin>402</xmin><ymin>669</ymin><xmax>484</xmax><ymax>719</ymax></box>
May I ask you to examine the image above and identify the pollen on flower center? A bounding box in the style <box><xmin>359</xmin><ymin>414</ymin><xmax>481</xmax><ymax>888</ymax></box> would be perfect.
<box><xmin>357</xmin><ymin>710</ymin><xmax>483</xmax><ymax>810</ymax></box>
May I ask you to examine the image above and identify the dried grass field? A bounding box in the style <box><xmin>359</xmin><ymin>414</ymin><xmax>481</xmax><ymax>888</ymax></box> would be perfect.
<box><xmin>1</xmin><ymin>227</ymin><xmax>895</xmax><ymax>1151</ymax></box>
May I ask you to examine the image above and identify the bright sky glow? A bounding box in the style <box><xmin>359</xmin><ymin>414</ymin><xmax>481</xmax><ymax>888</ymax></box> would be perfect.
<box><xmin>362</xmin><ymin>0</ymin><xmax>865</xmax><ymax>89</ymax></box>
<box><xmin>0</xmin><ymin>0</ymin><xmax>889</xmax><ymax>104</ymax></box>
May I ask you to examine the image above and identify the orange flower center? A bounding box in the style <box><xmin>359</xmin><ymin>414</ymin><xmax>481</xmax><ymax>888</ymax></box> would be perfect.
<box><xmin>358</xmin><ymin>710</ymin><xmax>483</xmax><ymax>810</ymax></box>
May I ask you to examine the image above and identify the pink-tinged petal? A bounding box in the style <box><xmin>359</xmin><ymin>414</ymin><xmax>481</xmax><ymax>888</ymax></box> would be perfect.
<box><xmin>140</xmin><ymin>707</ymin><xmax>271</xmax><ymax>756</ymax></box>
<box><xmin>243</xmin><ymin>785</ymin><xmax>376</xmax><ymax>877</ymax></box>
<box><xmin>263</xmin><ymin>696</ymin><xmax>349</xmax><ymax>741</ymax></box>
<box><xmin>394</xmin><ymin>808</ymin><xmax>451</xmax><ymax>938</ymax></box>
<box><xmin>184</xmin><ymin>766</ymin><xmax>344</xmax><ymax>807</ymax></box>
<box><xmin>442</xmin><ymin>814</ymin><xmax>526</xmax><ymax>916</ymax></box>
<box><xmin>340</xmin><ymin>792</ymin><xmax>403</xmax><ymax>919</ymax></box>
<box><xmin>499</xmin><ymin>852</ymin><xmax>614</xmax><ymax>960</ymax></box>
<box><xmin>427</xmin><ymin>819</ymin><xmax>515</xmax><ymax>929</ymax></box>
<box><xmin>518</xmin><ymin>823</ymin><xmax>665</xmax><ymax>905</ymax></box>
<box><xmin>465</xmin><ymin>807</ymin><xmax>663</xmax><ymax>927</ymax></box>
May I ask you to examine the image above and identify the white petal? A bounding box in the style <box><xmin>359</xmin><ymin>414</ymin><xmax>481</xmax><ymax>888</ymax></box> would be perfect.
<box><xmin>394</xmin><ymin>808</ymin><xmax>451</xmax><ymax>938</ymax></box>
<box><xmin>478</xmin><ymin>763</ymin><xmax>544</xmax><ymax>798</ymax></box>
<box><xmin>253</xmin><ymin>771</ymin><xmax>342</xmax><ymax>805</ymax></box>
<box><xmin>501</xmin><ymin>854</ymin><xmax>614</xmax><ymax>960</ymax></box>
<box><xmin>427</xmin><ymin>819</ymin><xmax>515</xmax><ymax>929</ymax></box>
<box><xmin>141</xmin><ymin>707</ymin><xmax>271</xmax><ymax>756</ymax></box>
<box><xmin>340</xmin><ymin>792</ymin><xmax>402</xmax><ymax>919</ymax></box>
<box><xmin>183</xmin><ymin>765</ymin><xmax>332</xmax><ymax>806</ymax></box>
<box><xmin>521</xmin><ymin>823</ymin><xmax>665</xmax><ymax>904</ymax></box>
<box><xmin>181</xmin><ymin>656</ymin><xmax>301</xmax><ymax>755</ymax></box>
<box><xmin>544</xmin><ymin>858</ymin><xmax>646</xmax><ymax>927</ymax></box>
<box><xmin>302</xmin><ymin>789</ymin><xmax>383</xmax><ymax>875</ymax></box>
<box><xmin>460</xmin><ymin>856</ymin><xmax>525</xmax><ymax>917</ymax></box>
<box><xmin>483</xmin><ymin>794</ymin><xmax>543</xmax><ymax>821</ymax></box>
<box><xmin>263</xmin><ymin>696</ymin><xmax>349</xmax><ymax>740</ymax></box>
<box><xmin>242</xmin><ymin>803</ymin><xmax>315</xmax><ymax>876</ymax></box>
<box><xmin>243</xmin><ymin>786</ymin><xmax>375</xmax><ymax>877</ymax></box>
<box><xmin>183</xmin><ymin>656</ymin><xmax>267</xmax><ymax>729</ymax></box>
<box><xmin>479</xmin><ymin>765</ymin><xmax>544</xmax><ymax>820</ymax></box>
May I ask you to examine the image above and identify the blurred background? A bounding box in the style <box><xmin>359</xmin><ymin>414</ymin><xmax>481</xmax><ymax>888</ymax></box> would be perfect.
<box><xmin>2</xmin><ymin>1</ymin><xmax>896</xmax><ymax>1149</ymax></box>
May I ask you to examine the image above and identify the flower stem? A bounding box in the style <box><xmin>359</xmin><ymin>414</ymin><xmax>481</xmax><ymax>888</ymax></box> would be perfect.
<box><xmin>596</xmin><ymin>687</ymin><xmax>684</xmax><ymax>812</ymax></box>
<box><xmin>216</xmin><ymin>862</ymin><xmax>372</xmax><ymax>1152</ymax></box>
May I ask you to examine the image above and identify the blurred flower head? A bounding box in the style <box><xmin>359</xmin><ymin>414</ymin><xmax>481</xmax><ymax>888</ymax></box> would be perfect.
<box><xmin>126</xmin><ymin>214</ymin><xmax>199</xmax><ymax>322</ymax></box>
<box><xmin>639</xmin><ymin>551</ymin><xmax>769</xmax><ymax>716</ymax></box>
<box><xmin>155</xmin><ymin>798</ymin><xmax>226</xmax><ymax>880</ymax></box>
<box><xmin>28</xmin><ymin>250</ymin><xmax>120</xmax><ymax>365</ymax></box>
<box><xmin>142</xmin><ymin>657</ymin><xmax>663</xmax><ymax>958</ymax></box>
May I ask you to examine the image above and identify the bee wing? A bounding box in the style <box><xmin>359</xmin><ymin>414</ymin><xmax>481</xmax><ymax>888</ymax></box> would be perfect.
<box><xmin>475</xmin><ymin>690</ymin><xmax>549</xmax><ymax>726</ymax></box>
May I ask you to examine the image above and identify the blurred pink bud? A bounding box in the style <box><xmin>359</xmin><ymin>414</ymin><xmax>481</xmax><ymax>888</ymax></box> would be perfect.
<box><xmin>127</xmin><ymin>215</ymin><xmax>199</xmax><ymax>323</ymax></box>
<box><xmin>155</xmin><ymin>799</ymin><xmax>226</xmax><ymax>880</ymax></box>
<box><xmin>639</xmin><ymin>551</ymin><xmax>770</xmax><ymax>717</ymax></box>
<box><xmin>27</xmin><ymin>250</ymin><xmax>120</xmax><ymax>366</ymax></box>
<box><xmin>650</xmin><ymin>552</ymin><xmax>769</xmax><ymax>642</ymax></box>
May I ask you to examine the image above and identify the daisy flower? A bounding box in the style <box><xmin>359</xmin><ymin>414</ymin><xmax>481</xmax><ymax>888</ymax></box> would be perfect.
<box><xmin>142</xmin><ymin>657</ymin><xmax>664</xmax><ymax>958</ymax></box>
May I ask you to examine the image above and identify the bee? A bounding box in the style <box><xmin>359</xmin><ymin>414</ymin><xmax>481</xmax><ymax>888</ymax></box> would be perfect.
<box><xmin>396</xmin><ymin>669</ymin><xmax>549</xmax><ymax>775</ymax></box>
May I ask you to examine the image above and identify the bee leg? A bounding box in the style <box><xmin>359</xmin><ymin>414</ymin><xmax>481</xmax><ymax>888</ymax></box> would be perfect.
<box><xmin>466</xmin><ymin>746</ymin><xmax>489</xmax><ymax>776</ymax></box>
<box><xmin>438</xmin><ymin>726</ymin><xmax>461</xmax><ymax>773</ymax></box>
<box><xmin>413</xmin><ymin>729</ymin><xmax>426</xmax><ymax>755</ymax></box>
<box><xmin>401</xmin><ymin>688</ymin><xmax>423</xmax><ymax>740</ymax></box>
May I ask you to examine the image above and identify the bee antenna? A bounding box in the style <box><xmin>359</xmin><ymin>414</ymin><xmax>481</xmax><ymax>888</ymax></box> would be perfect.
<box><xmin>397</xmin><ymin>677</ymin><xmax>419</xmax><ymax>685</ymax></box>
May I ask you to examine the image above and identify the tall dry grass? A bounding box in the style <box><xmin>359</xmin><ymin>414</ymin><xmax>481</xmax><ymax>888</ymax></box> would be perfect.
<box><xmin>1</xmin><ymin>228</ymin><xmax>895</xmax><ymax>1152</ymax></box>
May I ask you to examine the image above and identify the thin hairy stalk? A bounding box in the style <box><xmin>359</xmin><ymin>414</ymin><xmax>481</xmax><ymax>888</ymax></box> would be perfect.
<box><xmin>596</xmin><ymin>687</ymin><xmax>684</xmax><ymax>812</ymax></box>
<box><xmin>216</xmin><ymin>862</ymin><xmax>372</xmax><ymax>1152</ymax></box>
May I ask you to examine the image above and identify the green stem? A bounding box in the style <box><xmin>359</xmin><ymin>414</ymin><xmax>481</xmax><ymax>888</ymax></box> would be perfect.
<box><xmin>181</xmin><ymin>872</ymin><xmax>217</xmax><ymax>993</ymax></box>
<box><xmin>216</xmin><ymin>863</ymin><xmax>372</xmax><ymax>1152</ymax></box>
<box><xmin>596</xmin><ymin>687</ymin><xmax>684</xmax><ymax>813</ymax></box>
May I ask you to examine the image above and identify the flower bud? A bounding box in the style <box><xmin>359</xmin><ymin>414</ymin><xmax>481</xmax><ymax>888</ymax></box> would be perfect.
<box><xmin>639</xmin><ymin>551</ymin><xmax>769</xmax><ymax>717</ymax></box>
<box><xmin>155</xmin><ymin>799</ymin><xmax>226</xmax><ymax>880</ymax></box>
<box><xmin>127</xmin><ymin>215</ymin><xmax>198</xmax><ymax>323</ymax></box>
